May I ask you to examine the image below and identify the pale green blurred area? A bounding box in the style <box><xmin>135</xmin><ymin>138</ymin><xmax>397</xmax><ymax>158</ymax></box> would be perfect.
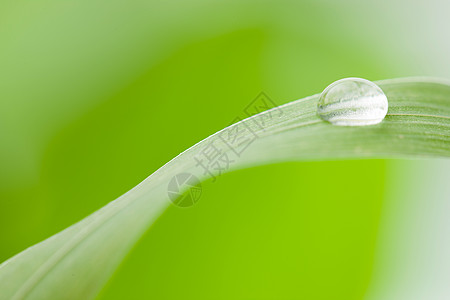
<box><xmin>0</xmin><ymin>0</ymin><xmax>448</xmax><ymax>299</ymax></box>
<box><xmin>365</xmin><ymin>160</ymin><xmax>450</xmax><ymax>299</ymax></box>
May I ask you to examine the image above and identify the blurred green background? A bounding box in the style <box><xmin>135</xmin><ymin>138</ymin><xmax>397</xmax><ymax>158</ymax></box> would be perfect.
<box><xmin>1</xmin><ymin>0</ymin><xmax>449</xmax><ymax>299</ymax></box>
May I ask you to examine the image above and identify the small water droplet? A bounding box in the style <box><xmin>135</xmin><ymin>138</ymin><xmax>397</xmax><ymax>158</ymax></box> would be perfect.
<box><xmin>317</xmin><ymin>78</ymin><xmax>388</xmax><ymax>126</ymax></box>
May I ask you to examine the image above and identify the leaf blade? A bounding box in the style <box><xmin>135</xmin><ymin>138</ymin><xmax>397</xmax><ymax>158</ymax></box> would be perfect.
<box><xmin>0</xmin><ymin>78</ymin><xmax>449</xmax><ymax>300</ymax></box>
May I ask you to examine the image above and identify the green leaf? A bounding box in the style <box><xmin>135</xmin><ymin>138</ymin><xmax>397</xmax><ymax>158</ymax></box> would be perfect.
<box><xmin>0</xmin><ymin>78</ymin><xmax>449</xmax><ymax>300</ymax></box>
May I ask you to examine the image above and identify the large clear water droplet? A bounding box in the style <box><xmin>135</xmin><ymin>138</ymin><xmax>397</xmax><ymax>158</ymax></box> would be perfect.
<box><xmin>317</xmin><ymin>78</ymin><xmax>388</xmax><ymax>126</ymax></box>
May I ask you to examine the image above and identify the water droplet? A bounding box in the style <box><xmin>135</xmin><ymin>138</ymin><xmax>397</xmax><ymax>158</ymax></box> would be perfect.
<box><xmin>317</xmin><ymin>78</ymin><xmax>388</xmax><ymax>126</ymax></box>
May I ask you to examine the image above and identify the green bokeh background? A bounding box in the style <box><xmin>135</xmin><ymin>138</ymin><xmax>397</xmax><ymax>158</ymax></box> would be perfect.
<box><xmin>0</xmin><ymin>0</ymin><xmax>448</xmax><ymax>299</ymax></box>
